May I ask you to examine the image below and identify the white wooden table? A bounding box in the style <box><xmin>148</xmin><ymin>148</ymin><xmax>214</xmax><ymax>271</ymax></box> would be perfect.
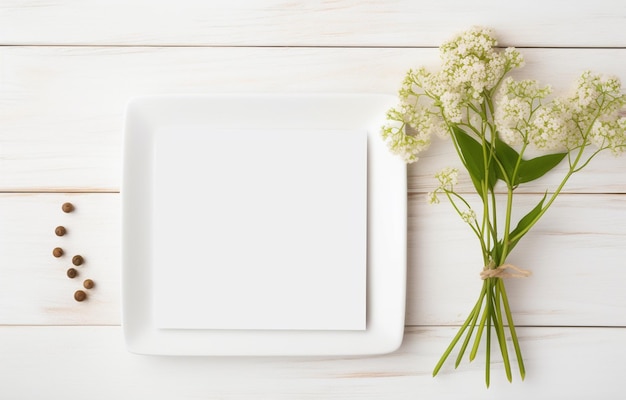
<box><xmin>1</xmin><ymin>1</ymin><xmax>625</xmax><ymax>398</ymax></box>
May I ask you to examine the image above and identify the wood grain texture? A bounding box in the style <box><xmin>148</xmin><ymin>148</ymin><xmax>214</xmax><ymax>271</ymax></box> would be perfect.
<box><xmin>1</xmin><ymin>2</ymin><xmax>626</xmax><ymax>398</ymax></box>
<box><xmin>407</xmin><ymin>192</ymin><xmax>626</xmax><ymax>326</ymax></box>
<box><xmin>0</xmin><ymin>194</ymin><xmax>120</xmax><ymax>325</ymax></box>
<box><xmin>1</xmin><ymin>192</ymin><xmax>625</xmax><ymax>327</ymax></box>
<box><xmin>0</xmin><ymin>0</ymin><xmax>624</xmax><ymax>47</ymax></box>
<box><xmin>1</xmin><ymin>325</ymin><xmax>625</xmax><ymax>399</ymax></box>
<box><xmin>0</xmin><ymin>47</ymin><xmax>625</xmax><ymax>192</ymax></box>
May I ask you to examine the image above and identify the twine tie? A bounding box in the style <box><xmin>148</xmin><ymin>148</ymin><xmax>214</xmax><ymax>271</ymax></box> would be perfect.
<box><xmin>480</xmin><ymin>263</ymin><xmax>532</xmax><ymax>280</ymax></box>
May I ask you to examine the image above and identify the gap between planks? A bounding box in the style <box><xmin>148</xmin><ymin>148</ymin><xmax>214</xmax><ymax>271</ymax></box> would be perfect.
<box><xmin>1</xmin><ymin>44</ymin><xmax>625</xmax><ymax>50</ymax></box>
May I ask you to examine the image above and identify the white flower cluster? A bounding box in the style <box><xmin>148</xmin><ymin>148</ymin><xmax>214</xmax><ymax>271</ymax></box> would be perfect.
<box><xmin>528</xmin><ymin>100</ymin><xmax>578</xmax><ymax>150</ymax></box>
<box><xmin>428</xmin><ymin>167</ymin><xmax>476</xmax><ymax>225</ymax></box>
<box><xmin>380</xmin><ymin>107</ymin><xmax>432</xmax><ymax>163</ymax></box>
<box><xmin>435</xmin><ymin>166</ymin><xmax>459</xmax><ymax>187</ymax></box>
<box><xmin>460</xmin><ymin>209</ymin><xmax>477</xmax><ymax>224</ymax></box>
<box><xmin>381</xmin><ymin>27</ymin><xmax>524</xmax><ymax>162</ymax></box>
<box><xmin>439</xmin><ymin>28</ymin><xmax>524</xmax><ymax>102</ymax></box>
<box><xmin>427</xmin><ymin>167</ymin><xmax>459</xmax><ymax>204</ymax></box>
<box><xmin>495</xmin><ymin>71</ymin><xmax>626</xmax><ymax>152</ymax></box>
<box><xmin>591</xmin><ymin>118</ymin><xmax>626</xmax><ymax>154</ymax></box>
<box><xmin>494</xmin><ymin>77</ymin><xmax>552</xmax><ymax>146</ymax></box>
<box><xmin>581</xmin><ymin>72</ymin><xmax>626</xmax><ymax>154</ymax></box>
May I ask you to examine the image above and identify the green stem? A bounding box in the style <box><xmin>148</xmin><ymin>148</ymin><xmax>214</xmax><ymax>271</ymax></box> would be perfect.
<box><xmin>508</xmin><ymin>103</ymin><xmax>611</xmax><ymax>245</ymax></box>
<box><xmin>447</xmin><ymin>120</ymin><xmax>492</xmax><ymax>262</ymax></box>
<box><xmin>485</xmin><ymin>279</ymin><xmax>492</xmax><ymax>388</ymax></box>
<box><xmin>470</xmin><ymin>291</ymin><xmax>490</xmax><ymax>361</ymax></box>
<box><xmin>445</xmin><ymin>191</ymin><xmax>487</xmax><ymax>255</ymax></box>
<box><xmin>490</xmin><ymin>187</ymin><xmax>498</xmax><ymax>248</ymax></box>
<box><xmin>432</xmin><ymin>288</ymin><xmax>485</xmax><ymax>376</ymax></box>
<box><xmin>507</xmin><ymin>151</ymin><xmax>580</xmax><ymax>245</ymax></box>
<box><xmin>479</xmin><ymin>129</ymin><xmax>493</xmax><ymax>260</ymax></box>
<box><xmin>499</xmin><ymin>185</ymin><xmax>515</xmax><ymax>264</ymax></box>
<box><xmin>455</xmin><ymin>282</ymin><xmax>488</xmax><ymax>368</ymax></box>
<box><xmin>492</xmin><ymin>282</ymin><xmax>512</xmax><ymax>382</ymax></box>
<box><xmin>498</xmin><ymin>279</ymin><xmax>526</xmax><ymax>380</ymax></box>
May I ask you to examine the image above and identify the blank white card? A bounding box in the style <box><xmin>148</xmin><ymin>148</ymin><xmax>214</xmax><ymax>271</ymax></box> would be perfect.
<box><xmin>153</xmin><ymin>128</ymin><xmax>367</xmax><ymax>330</ymax></box>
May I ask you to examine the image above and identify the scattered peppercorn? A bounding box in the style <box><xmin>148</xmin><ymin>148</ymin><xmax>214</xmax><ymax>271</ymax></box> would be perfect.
<box><xmin>83</xmin><ymin>279</ymin><xmax>95</xmax><ymax>289</ymax></box>
<box><xmin>52</xmin><ymin>247</ymin><xmax>64</xmax><ymax>258</ymax></box>
<box><xmin>74</xmin><ymin>290</ymin><xmax>87</xmax><ymax>302</ymax></box>
<box><xmin>67</xmin><ymin>268</ymin><xmax>78</xmax><ymax>279</ymax></box>
<box><xmin>72</xmin><ymin>255</ymin><xmax>84</xmax><ymax>266</ymax></box>
<box><xmin>55</xmin><ymin>226</ymin><xmax>66</xmax><ymax>236</ymax></box>
<box><xmin>61</xmin><ymin>202</ymin><xmax>74</xmax><ymax>213</ymax></box>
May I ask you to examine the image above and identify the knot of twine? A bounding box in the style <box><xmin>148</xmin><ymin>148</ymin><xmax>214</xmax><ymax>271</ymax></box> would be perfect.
<box><xmin>480</xmin><ymin>263</ymin><xmax>532</xmax><ymax>280</ymax></box>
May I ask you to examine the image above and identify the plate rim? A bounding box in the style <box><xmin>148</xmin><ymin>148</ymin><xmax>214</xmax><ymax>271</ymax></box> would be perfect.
<box><xmin>122</xmin><ymin>93</ymin><xmax>407</xmax><ymax>356</ymax></box>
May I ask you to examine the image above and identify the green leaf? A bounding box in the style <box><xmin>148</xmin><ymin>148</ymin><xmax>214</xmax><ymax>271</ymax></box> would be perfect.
<box><xmin>491</xmin><ymin>240</ymin><xmax>503</xmax><ymax>264</ymax></box>
<box><xmin>518</xmin><ymin>153</ymin><xmax>567</xmax><ymax>184</ymax></box>
<box><xmin>507</xmin><ymin>193</ymin><xmax>547</xmax><ymax>252</ymax></box>
<box><xmin>493</xmin><ymin>134</ymin><xmax>521</xmax><ymax>185</ymax></box>
<box><xmin>451</xmin><ymin>126</ymin><xmax>495</xmax><ymax>193</ymax></box>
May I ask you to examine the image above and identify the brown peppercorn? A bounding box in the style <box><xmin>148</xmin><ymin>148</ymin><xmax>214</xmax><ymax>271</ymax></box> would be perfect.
<box><xmin>72</xmin><ymin>255</ymin><xmax>84</xmax><ymax>266</ymax></box>
<box><xmin>74</xmin><ymin>290</ymin><xmax>87</xmax><ymax>302</ymax></box>
<box><xmin>52</xmin><ymin>247</ymin><xmax>64</xmax><ymax>258</ymax></box>
<box><xmin>83</xmin><ymin>279</ymin><xmax>95</xmax><ymax>289</ymax></box>
<box><xmin>55</xmin><ymin>226</ymin><xmax>66</xmax><ymax>236</ymax></box>
<box><xmin>66</xmin><ymin>268</ymin><xmax>78</xmax><ymax>279</ymax></box>
<box><xmin>61</xmin><ymin>202</ymin><xmax>74</xmax><ymax>213</ymax></box>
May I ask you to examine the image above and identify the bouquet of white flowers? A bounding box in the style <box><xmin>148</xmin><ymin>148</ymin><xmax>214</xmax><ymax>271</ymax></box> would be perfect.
<box><xmin>382</xmin><ymin>26</ymin><xmax>626</xmax><ymax>386</ymax></box>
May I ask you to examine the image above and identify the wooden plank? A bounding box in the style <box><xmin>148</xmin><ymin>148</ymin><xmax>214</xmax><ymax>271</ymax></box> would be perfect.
<box><xmin>1</xmin><ymin>192</ymin><xmax>625</xmax><ymax>327</ymax></box>
<box><xmin>0</xmin><ymin>47</ymin><xmax>625</xmax><ymax>192</ymax></box>
<box><xmin>406</xmin><ymin>192</ymin><xmax>626</xmax><ymax>326</ymax></box>
<box><xmin>0</xmin><ymin>325</ymin><xmax>625</xmax><ymax>399</ymax></box>
<box><xmin>409</xmin><ymin>138</ymin><xmax>626</xmax><ymax>194</ymax></box>
<box><xmin>0</xmin><ymin>194</ymin><xmax>120</xmax><ymax>325</ymax></box>
<box><xmin>0</xmin><ymin>1</ymin><xmax>624</xmax><ymax>47</ymax></box>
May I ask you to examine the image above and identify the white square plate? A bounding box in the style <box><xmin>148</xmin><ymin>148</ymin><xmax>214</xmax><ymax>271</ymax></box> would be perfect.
<box><xmin>122</xmin><ymin>94</ymin><xmax>406</xmax><ymax>355</ymax></box>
